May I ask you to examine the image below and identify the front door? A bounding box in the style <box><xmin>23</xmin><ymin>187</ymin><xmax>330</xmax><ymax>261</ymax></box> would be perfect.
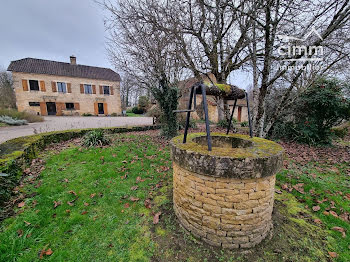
<box><xmin>98</xmin><ymin>103</ymin><xmax>104</xmax><ymax>114</ymax></box>
<box><xmin>46</xmin><ymin>102</ymin><xmax>56</xmax><ymax>115</ymax></box>
<box><xmin>237</xmin><ymin>106</ymin><xmax>242</xmax><ymax>122</ymax></box>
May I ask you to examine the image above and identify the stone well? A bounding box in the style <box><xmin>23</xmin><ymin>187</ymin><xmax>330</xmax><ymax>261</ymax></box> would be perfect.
<box><xmin>170</xmin><ymin>133</ymin><xmax>284</xmax><ymax>249</ymax></box>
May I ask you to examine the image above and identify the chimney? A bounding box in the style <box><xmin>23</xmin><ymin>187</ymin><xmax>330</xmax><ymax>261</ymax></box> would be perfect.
<box><xmin>70</xmin><ymin>55</ymin><xmax>76</xmax><ymax>65</ymax></box>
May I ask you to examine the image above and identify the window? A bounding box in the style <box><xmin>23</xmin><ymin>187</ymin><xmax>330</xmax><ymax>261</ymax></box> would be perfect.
<box><xmin>66</xmin><ymin>103</ymin><xmax>75</xmax><ymax>110</ymax></box>
<box><xmin>29</xmin><ymin>102</ymin><xmax>40</xmax><ymax>106</ymax></box>
<box><xmin>57</xmin><ymin>82</ymin><xmax>67</xmax><ymax>93</ymax></box>
<box><xmin>84</xmin><ymin>84</ymin><xmax>92</xmax><ymax>94</ymax></box>
<box><xmin>29</xmin><ymin>80</ymin><xmax>39</xmax><ymax>91</ymax></box>
<box><xmin>103</xmin><ymin>86</ymin><xmax>110</xmax><ymax>95</ymax></box>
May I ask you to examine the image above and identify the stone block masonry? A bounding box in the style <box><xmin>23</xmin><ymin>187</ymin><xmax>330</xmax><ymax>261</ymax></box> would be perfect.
<box><xmin>170</xmin><ymin>133</ymin><xmax>284</xmax><ymax>249</ymax></box>
<box><xmin>173</xmin><ymin>163</ymin><xmax>275</xmax><ymax>248</ymax></box>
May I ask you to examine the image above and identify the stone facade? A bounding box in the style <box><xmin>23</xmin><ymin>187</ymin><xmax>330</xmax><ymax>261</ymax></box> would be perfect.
<box><xmin>12</xmin><ymin>72</ymin><xmax>121</xmax><ymax>116</ymax></box>
<box><xmin>170</xmin><ymin>133</ymin><xmax>284</xmax><ymax>249</ymax></box>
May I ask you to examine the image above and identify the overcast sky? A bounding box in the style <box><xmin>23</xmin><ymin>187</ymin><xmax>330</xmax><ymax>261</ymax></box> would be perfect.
<box><xmin>0</xmin><ymin>0</ymin><xmax>250</xmax><ymax>89</ymax></box>
<box><xmin>0</xmin><ymin>0</ymin><xmax>110</xmax><ymax>70</ymax></box>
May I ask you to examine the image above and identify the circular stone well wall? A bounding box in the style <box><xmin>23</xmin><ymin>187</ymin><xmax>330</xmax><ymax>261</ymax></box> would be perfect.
<box><xmin>170</xmin><ymin>133</ymin><xmax>284</xmax><ymax>249</ymax></box>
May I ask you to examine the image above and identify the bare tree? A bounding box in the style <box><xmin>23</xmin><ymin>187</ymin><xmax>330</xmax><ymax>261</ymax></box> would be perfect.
<box><xmin>99</xmin><ymin>0</ymin><xmax>185</xmax><ymax>137</ymax></box>
<box><xmin>245</xmin><ymin>0</ymin><xmax>350</xmax><ymax>137</ymax></box>
<box><xmin>119</xmin><ymin>73</ymin><xmax>138</xmax><ymax>109</ymax></box>
<box><xmin>102</xmin><ymin>0</ymin><xmax>258</xmax><ymax>120</ymax></box>
<box><xmin>100</xmin><ymin>0</ymin><xmax>350</xmax><ymax>138</ymax></box>
<box><xmin>0</xmin><ymin>70</ymin><xmax>15</xmax><ymax>109</ymax></box>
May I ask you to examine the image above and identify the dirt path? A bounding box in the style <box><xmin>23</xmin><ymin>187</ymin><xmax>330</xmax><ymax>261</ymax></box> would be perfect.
<box><xmin>0</xmin><ymin>116</ymin><xmax>154</xmax><ymax>144</ymax></box>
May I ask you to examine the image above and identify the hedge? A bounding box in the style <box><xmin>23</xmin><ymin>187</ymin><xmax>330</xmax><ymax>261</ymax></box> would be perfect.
<box><xmin>0</xmin><ymin>125</ymin><xmax>160</xmax><ymax>208</ymax></box>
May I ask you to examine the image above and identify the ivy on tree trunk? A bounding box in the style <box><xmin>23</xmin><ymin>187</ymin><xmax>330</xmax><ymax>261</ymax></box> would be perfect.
<box><xmin>152</xmin><ymin>76</ymin><xmax>179</xmax><ymax>138</ymax></box>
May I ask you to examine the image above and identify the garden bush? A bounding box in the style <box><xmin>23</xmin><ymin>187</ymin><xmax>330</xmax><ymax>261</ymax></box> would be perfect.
<box><xmin>131</xmin><ymin>106</ymin><xmax>144</xmax><ymax>114</ymax></box>
<box><xmin>217</xmin><ymin>118</ymin><xmax>237</xmax><ymax>129</ymax></box>
<box><xmin>82</xmin><ymin>130</ymin><xmax>110</xmax><ymax>147</ymax></box>
<box><xmin>0</xmin><ymin>108</ymin><xmax>43</xmax><ymax>123</ymax></box>
<box><xmin>241</xmin><ymin>121</ymin><xmax>248</xmax><ymax>127</ymax></box>
<box><xmin>138</xmin><ymin>96</ymin><xmax>150</xmax><ymax>113</ymax></box>
<box><xmin>0</xmin><ymin>116</ymin><xmax>27</xmax><ymax>126</ymax></box>
<box><xmin>271</xmin><ymin>78</ymin><xmax>350</xmax><ymax>145</ymax></box>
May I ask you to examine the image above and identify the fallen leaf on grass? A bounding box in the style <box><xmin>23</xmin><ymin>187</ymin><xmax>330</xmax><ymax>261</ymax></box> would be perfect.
<box><xmin>24</xmin><ymin>221</ymin><xmax>31</xmax><ymax>225</ymax></box>
<box><xmin>281</xmin><ymin>184</ymin><xmax>289</xmax><ymax>190</ymax></box>
<box><xmin>328</xmin><ymin>251</ymin><xmax>338</xmax><ymax>258</ymax></box>
<box><xmin>68</xmin><ymin>190</ymin><xmax>77</xmax><ymax>196</ymax></box>
<box><xmin>18</xmin><ymin>202</ymin><xmax>25</xmax><ymax>208</ymax></box>
<box><xmin>329</xmin><ymin>211</ymin><xmax>338</xmax><ymax>218</ymax></box>
<box><xmin>84</xmin><ymin>202</ymin><xmax>89</xmax><ymax>206</ymax></box>
<box><xmin>332</xmin><ymin>226</ymin><xmax>346</xmax><ymax>238</ymax></box>
<box><xmin>153</xmin><ymin>212</ymin><xmax>161</xmax><ymax>224</ymax></box>
<box><xmin>136</xmin><ymin>176</ymin><xmax>145</xmax><ymax>183</ymax></box>
<box><xmin>81</xmin><ymin>211</ymin><xmax>88</xmax><ymax>215</ymax></box>
<box><xmin>131</xmin><ymin>186</ymin><xmax>138</xmax><ymax>191</ymax></box>
<box><xmin>67</xmin><ymin>197</ymin><xmax>79</xmax><ymax>206</ymax></box>
<box><xmin>293</xmin><ymin>183</ymin><xmax>305</xmax><ymax>194</ymax></box>
<box><xmin>345</xmin><ymin>193</ymin><xmax>350</xmax><ymax>201</ymax></box>
<box><xmin>314</xmin><ymin>219</ymin><xmax>322</xmax><ymax>224</ymax></box>
<box><xmin>17</xmin><ymin>229</ymin><xmax>23</xmax><ymax>237</ymax></box>
<box><xmin>312</xmin><ymin>205</ymin><xmax>320</xmax><ymax>212</ymax></box>
<box><xmin>124</xmin><ymin>203</ymin><xmax>130</xmax><ymax>208</ymax></box>
<box><xmin>53</xmin><ymin>201</ymin><xmax>61</xmax><ymax>208</ymax></box>
<box><xmin>317</xmin><ymin>198</ymin><xmax>328</xmax><ymax>204</ymax></box>
<box><xmin>90</xmin><ymin>193</ymin><xmax>96</xmax><ymax>198</ymax></box>
<box><xmin>339</xmin><ymin>212</ymin><xmax>349</xmax><ymax>222</ymax></box>
<box><xmin>144</xmin><ymin>199</ymin><xmax>151</xmax><ymax>209</ymax></box>
<box><xmin>130</xmin><ymin>196</ymin><xmax>140</xmax><ymax>202</ymax></box>
<box><xmin>39</xmin><ymin>247</ymin><xmax>53</xmax><ymax>259</ymax></box>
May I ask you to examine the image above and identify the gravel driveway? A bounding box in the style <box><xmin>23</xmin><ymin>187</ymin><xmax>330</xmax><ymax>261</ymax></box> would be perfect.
<box><xmin>0</xmin><ymin>116</ymin><xmax>154</xmax><ymax>144</ymax></box>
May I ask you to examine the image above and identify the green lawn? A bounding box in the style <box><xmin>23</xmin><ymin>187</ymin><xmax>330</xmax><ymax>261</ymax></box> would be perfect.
<box><xmin>126</xmin><ymin>112</ymin><xmax>143</xmax><ymax>117</ymax></box>
<box><xmin>277</xmin><ymin>161</ymin><xmax>350</xmax><ymax>261</ymax></box>
<box><xmin>0</xmin><ymin>134</ymin><xmax>170</xmax><ymax>261</ymax></box>
<box><xmin>0</xmin><ymin>133</ymin><xmax>349</xmax><ymax>261</ymax></box>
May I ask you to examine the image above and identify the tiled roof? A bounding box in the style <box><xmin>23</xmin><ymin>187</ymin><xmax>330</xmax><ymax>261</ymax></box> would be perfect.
<box><xmin>7</xmin><ymin>58</ymin><xmax>121</xmax><ymax>82</ymax></box>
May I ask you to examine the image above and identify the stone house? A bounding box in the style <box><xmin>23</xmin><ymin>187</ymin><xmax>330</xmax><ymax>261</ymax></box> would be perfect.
<box><xmin>7</xmin><ymin>56</ymin><xmax>122</xmax><ymax>116</ymax></box>
<box><xmin>178</xmin><ymin>74</ymin><xmax>248</xmax><ymax>123</ymax></box>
